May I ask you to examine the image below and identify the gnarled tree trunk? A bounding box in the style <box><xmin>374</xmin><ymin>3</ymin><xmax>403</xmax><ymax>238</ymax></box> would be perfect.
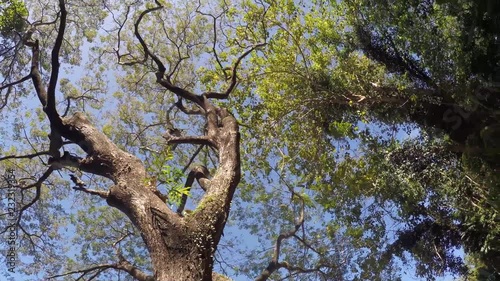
<box><xmin>23</xmin><ymin>1</ymin><xmax>255</xmax><ymax>280</ymax></box>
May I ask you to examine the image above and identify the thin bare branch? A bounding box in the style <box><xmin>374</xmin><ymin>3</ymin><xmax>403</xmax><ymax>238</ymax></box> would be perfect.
<box><xmin>175</xmin><ymin>98</ymin><xmax>204</xmax><ymax>115</ymax></box>
<box><xmin>195</xmin><ymin>1</ymin><xmax>229</xmax><ymax>79</ymax></box>
<box><xmin>134</xmin><ymin>1</ymin><xmax>203</xmax><ymax>107</ymax></box>
<box><xmin>0</xmin><ymin>151</ymin><xmax>50</xmax><ymax>161</ymax></box>
<box><xmin>70</xmin><ymin>174</ymin><xmax>109</xmax><ymax>198</ymax></box>
<box><xmin>0</xmin><ymin>74</ymin><xmax>31</xmax><ymax>109</ymax></box>
<box><xmin>254</xmin><ymin>193</ymin><xmax>306</xmax><ymax>281</ymax></box>
<box><xmin>47</xmin><ymin>264</ymin><xmax>114</xmax><ymax>280</ymax></box>
<box><xmin>47</xmin><ymin>255</ymin><xmax>154</xmax><ymax>281</ymax></box>
<box><xmin>0</xmin><ymin>168</ymin><xmax>55</xmax><ymax>236</ymax></box>
<box><xmin>204</xmin><ymin>43</ymin><xmax>266</xmax><ymax>99</ymax></box>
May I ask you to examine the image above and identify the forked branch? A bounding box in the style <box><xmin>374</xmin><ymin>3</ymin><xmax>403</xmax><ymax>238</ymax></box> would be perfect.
<box><xmin>204</xmin><ymin>42</ymin><xmax>266</xmax><ymax>99</ymax></box>
<box><xmin>254</xmin><ymin>194</ymin><xmax>306</xmax><ymax>281</ymax></box>
<box><xmin>177</xmin><ymin>165</ymin><xmax>211</xmax><ymax>214</ymax></box>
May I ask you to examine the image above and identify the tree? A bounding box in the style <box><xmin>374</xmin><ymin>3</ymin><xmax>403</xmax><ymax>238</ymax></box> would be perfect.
<box><xmin>237</xmin><ymin>0</ymin><xmax>500</xmax><ymax>279</ymax></box>
<box><xmin>2</xmin><ymin>0</ymin><xmax>499</xmax><ymax>280</ymax></box>
<box><xmin>0</xmin><ymin>0</ymin><xmax>262</xmax><ymax>280</ymax></box>
<box><xmin>1</xmin><ymin>0</ymin><xmax>409</xmax><ymax>280</ymax></box>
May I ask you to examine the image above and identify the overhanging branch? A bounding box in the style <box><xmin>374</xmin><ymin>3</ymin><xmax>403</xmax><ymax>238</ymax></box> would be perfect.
<box><xmin>0</xmin><ymin>151</ymin><xmax>50</xmax><ymax>161</ymax></box>
<box><xmin>163</xmin><ymin>134</ymin><xmax>215</xmax><ymax>147</ymax></box>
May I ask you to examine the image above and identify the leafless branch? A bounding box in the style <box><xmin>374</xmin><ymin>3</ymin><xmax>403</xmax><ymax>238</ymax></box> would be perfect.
<box><xmin>0</xmin><ymin>168</ymin><xmax>55</xmax><ymax>236</ymax></box>
<box><xmin>254</xmin><ymin>193</ymin><xmax>306</xmax><ymax>281</ymax></box>
<box><xmin>195</xmin><ymin>1</ymin><xmax>229</xmax><ymax>79</ymax></box>
<box><xmin>70</xmin><ymin>174</ymin><xmax>109</xmax><ymax>198</ymax></box>
<box><xmin>47</xmin><ymin>264</ymin><xmax>114</xmax><ymax>280</ymax></box>
<box><xmin>175</xmin><ymin>97</ymin><xmax>204</xmax><ymax>115</ymax></box>
<box><xmin>163</xmin><ymin>134</ymin><xmax>214</xmax><ymax>147</ymax></box>
<box><xmin>134</xmin><ymin>2</ymin><xmax>204</xmax><ymax>108</ymax></box>
<box><xmin>204</xmin><ymin>43</ymin><xmax>266</xmax><ymax>99</ymax></box>
<box><xmin>182</xmin><ymin>145</ymin><xmax>205</xmax><ymax>174</ymax></box>
<box><xmin>0</xmin><ymin>74</ymin><xmax>31</xmax><ymax>109</ymax></box>
<box><xmin>47</xmin><ymin>235</ymin><xmax>154</xmax><ymax>281</ymax></box>
<box><xmin>0</xmin><ymin>151</ymin><xmax>50</xmax><ymax>161</ymax></box>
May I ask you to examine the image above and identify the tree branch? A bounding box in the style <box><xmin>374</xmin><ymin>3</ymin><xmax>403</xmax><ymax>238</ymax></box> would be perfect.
<box><xmin>30</xmin><ymin>40</ymin><xmax>47</xmax><ymax>107</ymax></box>
<box><xmin>46</xmin><ymin>0</ymin><xmax>67</xmax><ymax>117</ymax></box>
<box><xmin>163</xmin><ymin>133</ymin><xmax>215</xmax><ymax>147</ymax></box>
<box><xmin>70</xmin><ymin>174</ymin><xmax>109</xmax><ymax>198</ymax></box>
<box><xmin>0</xmin><ymin>74</ymin><xmax>31</xmax><ymax>110</ymax></box>
<box><xmin>47</xmin><ymin>250</ymin><xmax>154</xmax><ymax>281</ymax></box>
<box><xmin>0</xmin><ymin>151</ymin><xmax>50</xmax><ymax>161</ymax></box>
<box><xmin>3</xmin><ymin>168</ymin><xmax>55</xmax><ymax>236</ymax></box>
<box><xmin>204</xmin><ymin>43</ymin><xmax>266</xmax><ymax>99</ymax></box>
<box><xmin>254</xmin><ymin>193</ymin><xmax>305</xmax><ymax>281</ymax></box>
<box><xmin>177</xmin><ymin>165</ymin><xmax>210</xmax><ymax>215</ymax></box>
<box><xmin>133</xmin><ymin>2</ymin><xmax>204</xmax><ymax>108</ymax></box>
<box><xmin>133</xmin><ymin>1</ymin><xmax>166</xmax><ymax>73</ymax></box>
<box><xmin>175</xmin><ymin>98</ymin><xmax>204</xmax><ymax>115</ymax></box>
<box><xmin>72</xmin><ymin>186</ymin><xmax>109</xmax><ymax>198</ymax></box>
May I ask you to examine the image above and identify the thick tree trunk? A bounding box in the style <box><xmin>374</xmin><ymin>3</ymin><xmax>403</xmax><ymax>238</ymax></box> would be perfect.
<box><xmin>104</xmin><ymin>119</ymin><xmax>239</xmax><ymax>281</ymax></box>
<box><xmin>35</xmin><ymin>108</ymin><xmax>240</xmax><ymax>281</ymax></box>
<box><xmin>25</xmin><ymin>2</ymin><xmax>244</xmax><ymax>279</ymax></box>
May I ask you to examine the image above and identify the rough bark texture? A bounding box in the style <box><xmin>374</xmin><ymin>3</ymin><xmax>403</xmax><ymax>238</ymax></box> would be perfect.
<box><xmin>23</xmin><ymin>1</ymin><xmax>246</xmax><ymax>280</ymax></box>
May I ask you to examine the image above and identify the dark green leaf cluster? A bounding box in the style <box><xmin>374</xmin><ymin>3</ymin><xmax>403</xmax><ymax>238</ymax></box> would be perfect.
<box><xmin>0</xmin><ymin>0</ymin><xmax>28</xmax><ymax>36</ymax></box>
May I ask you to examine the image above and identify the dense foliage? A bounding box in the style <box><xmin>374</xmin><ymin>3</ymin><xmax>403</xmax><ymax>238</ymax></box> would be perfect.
<box><xmin>0</xmin><ymin>0</ymin><xmax>498</xmax><ymax>280</ymax></box>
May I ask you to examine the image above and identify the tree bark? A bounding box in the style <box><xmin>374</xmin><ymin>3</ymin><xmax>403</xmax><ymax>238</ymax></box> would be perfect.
<box><xmin>22</xmin><ymin>1</ymin><xmax>249</xmax><ymax>279</ymax></box>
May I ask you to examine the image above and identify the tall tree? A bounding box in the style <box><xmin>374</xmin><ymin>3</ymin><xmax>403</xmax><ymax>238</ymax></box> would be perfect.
<box><xmin>0</xmin><ymin>0</ymin><xmax>262</xmax><ymax>280</ymax></box>
<box><xmin>235</xmin><ymin>0</ymin><xmax>500</xmax><ymax>279</ymax></box>
<box><xmin>2</xmin><ymin>0</ymin><xmax>499</xmax><ymax>280</ymax></box>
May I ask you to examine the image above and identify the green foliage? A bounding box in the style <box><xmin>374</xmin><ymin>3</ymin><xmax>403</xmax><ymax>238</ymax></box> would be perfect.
<box><xmin>1</xmin><ymin>0</ymin><xmax>500</xmax><ymax>280</ymax></box>
<box><xmin>146</xmin><ymin>147</ymin><xmax>188</xmax><ymax>205</ymax></box>
<box><xmin>0</xmin><ymin>0</ymin><xmax>27</xmax><ymax>35</ymax></box>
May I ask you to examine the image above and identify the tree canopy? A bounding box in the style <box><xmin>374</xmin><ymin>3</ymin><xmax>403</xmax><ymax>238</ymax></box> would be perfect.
<box><xmin>0</xmin><ymin>0</ymin><xmax>499</xmax><ymax>280</ymax></box>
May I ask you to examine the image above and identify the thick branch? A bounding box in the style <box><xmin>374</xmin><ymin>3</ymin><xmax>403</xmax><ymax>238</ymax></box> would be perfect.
<box><xmin>46</xmin><ymin>0</ymin><xmax>67</xmax><ymax>116</ymax></box>
<box><xmin>163</xmin><ymin>134</ymin><xmax>214</xmax><ymax>147</ymax></box>
<box><xmin>72</xmin><ymin>186</ymin><xmax>109</xmax><ymax>198</ymax></box>
<box><xmin>28</xmin><ymin>2</ymin><xmax>67</xmax><ymax>158</ymax></box>
<box><xmin>115</xmin><ymin>259</ymin><xmax>155</xmax><ymax>281</ymax></box>
<box><xmin>30</xmin><ymin>41</ymin><xmax>47</xmax><ymax>107</ymax></box>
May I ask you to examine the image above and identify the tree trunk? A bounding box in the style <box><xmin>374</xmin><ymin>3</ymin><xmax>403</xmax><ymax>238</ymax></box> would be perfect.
<box><xmin>25</xmin><ymin>2</ymin><xmax>244</xmax><ymax>279</ymax></box>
